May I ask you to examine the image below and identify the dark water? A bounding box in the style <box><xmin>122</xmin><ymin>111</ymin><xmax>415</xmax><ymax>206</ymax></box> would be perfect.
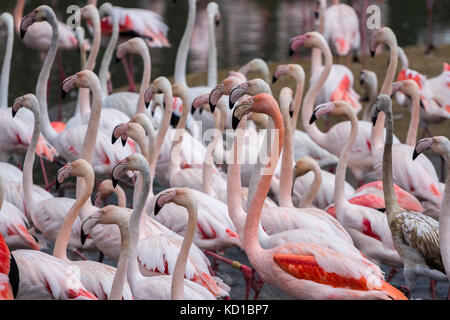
<box><xmin>0</xmin><ymin>0</ymin><xmax>449</xmax><ymax>110</ymax></box>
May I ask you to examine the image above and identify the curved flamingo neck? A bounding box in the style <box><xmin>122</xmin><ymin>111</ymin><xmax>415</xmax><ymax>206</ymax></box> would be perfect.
<box><xmin>127</xmin><ymin>163</ymin><xmax>151</xmax><ymax>292</ymax></box>
<box><xmin>23</xmin><ymin>102</ymin><xmax>40</xmax><ymax>222</ymax></box>
<box><xmin>136</xmin><ymin>47</ymin><xmax>151</xmax><ymax>115</ymax></box>
<box><xmin>311</xmin><ymin>3</ymin><xmax>325</xmax><ymax>75</ymax></box>
<box><xmin>290</xmin><ymin>70</ymin><xmax>305</xmax><ymax>134</ymax></box>
<box><xmin>279</xmin><ymin>97</ymin><xmax>294</xmax><ymax>208</ymax></box>
<box><xmin>13</xmin><ymin>0</ymin><xmax>25</xmax><ymax>36</ymax></box>
<box><xmin>298</xmin><ymin>163</ymin><xmax>322</xmax><ymax>208</ymax></box>
<box><xmin>174</xmin><ymin>0</ymin><xmax>196</xmax><ymax>85</ymax></box>
<box><xmin>382</xmin><ymin>109</ymin><xmax>401</xmax><ymax>225</ymax></box>
<box><xmin>302</xmin><ymin>38</ymin><xmax>332</xmax><ymax>148</ymax></box>
<box><xmin>36</xmin><ymin>7</ymin><xmax>59</xmax><ymax>148</ymax></box>
<box><xmin>109</xmin><ymin>212</ymin><xmax>130</xmax><ymax>300</ymax></box>
<box><xmin>53</xmin><ymin>168</ymin><xmax>95</xmax><ymax>261</ymax></box>
<box><xmin>171</xmin><ymin>195</ymin><xmax>197</xmax><ymax>300</ymax></box>
<box><xmin>0</xmin><ymin>14</ymin><xmax>13</xmax><ymax>108</ymax></box>
<box><xmin>98</xmin><ymin>6</ymin><xmax>119</xmax><ymax>98</ymax></box>
<box><xmin>207</xmin><ymin>9</ymin><xmax>217</xmax><ymax>87</ymax></box>
<box><xmin>405</xmin><ymin>91</ymin><xmax>420</xmax><ymax>147</ymax></box>
<box><xmin>244</xmin><ymin>99</ymin><xmax>284</xmax><ymax>265</ymax></box>
<box><xmin>334</xmin><ymin>109</ymin><xmax>358</xmax><ymax>209</ymax></box>
<box><xmin>372</xmin><ymin>35</ymin><xmax>398</xmax><ymax>153</ymax></box>
<box><xmin>202</xmin><ymin>109</ymin><xmax>221</xmax><ymax>195</ymax></box>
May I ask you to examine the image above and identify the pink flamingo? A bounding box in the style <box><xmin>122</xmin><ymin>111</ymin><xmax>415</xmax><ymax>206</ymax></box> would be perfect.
<box><xmin>289</xmin><ymin>31</ymin><xmax>399</xmax><ymax>183</ymax></box>
<box><xmin>310</xmin><ymin>100</ymin><xmax>404</xmax><ymax>269</ymax></box>
<box><xmin>312</xmin><ymin>0</ymin><xmax>362</xmax><ymax>113</ymax></box>
<box><xmin>370</xmin><ymin>27</ymin><xmax>444</xmax><ymax>221</ymax></box>
<box><xmin>230</xmin><ymin>92</ymin><xmax>406</xmax><ymax>300</ymax></box>
<box><xmin>110</xmin><ymin>154</ymin><xmax>216</xmax><ymax>299</ymax></box>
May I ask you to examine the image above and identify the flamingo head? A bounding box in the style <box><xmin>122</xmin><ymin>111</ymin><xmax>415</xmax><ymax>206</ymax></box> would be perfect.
<box><xmin>289</xmin><ymin>32</ymin><xmax>321</xmax><ymax>56</ymax></box>
<box><xmin>369</xmin><ymin>27</ymin><xmax>395</xmax><ymax>58</ymax></box>
<box><xmin>144</xmin><ymin>85</ymin><xmax>158</xmax><ymax>109</ymax></box>
<box><xmin>81</xmin><ymin>4</ymin><xmax>98</xmax><ymax>21</ymax></box>
<box><xmin>232</xmin><ymin>96</ymin><xmax>256</xmax><ymax>130</ymax></box>
<box><xmin>229</xmin><ymin>82</ymin><xmax>249</xmax><ymax>110</ymax></box>
<box><xmin>55</xmin><ymin>159</ymin><xmax>93</xmax><ymax>190</ymax></box>
<box><xmin>227</xmin><ymin>70</ymin><xmax>247</xmax><ymax>82</ymax></box>
<box><xmin>208</xmin><ymin>83</ymin><xmax>225</xmax><ymax>113</ymax></box>
<box><xmin>413</xmin><ymin>136</ymin><xmax>450</xmax><ymax>161</ymax></box>
<box><xmin>111</xmin><ymin>153</ymin><xmax>148</xmax><ymax>188</ymax></box>
<box><xmin>20</xmin><ymin>6</ymin><xmax>50</xmax><ymax>39</ymax></box>
<box><xmin>153</xmin><ymin>188</ymin><xmax>196</xmax><ymax>217</ymax></box>
<box><xmin>310</xmin><ymin>100</ymin><xmax>353</xmax><ymax>124</ymax></box>
<box><xmin>61</xmin><ymin>70</ymin><xmax>97</xmax><ymax>99</ymax></box>
<box><xmin>359</xmin><ymin>69</ymin><xmax>377</xmax><ymax>88</ymax></box>
<box><xmin>12</xmin><ymin>94</ymin><xmax>38</xmax><ymax>118</ymax></box>
<box><xmin>238</xmin><ymin>58</ymin><xmax>270</xmax><ymax>83</ymax></box>
<box><xmin>115</xmin><ymin>38</ymin><xmax>147</xmax><ymax>63</ymax></box>
<box><xmin>293</xmin><ymin>157</ymin><xmax>318</xmax><ymax>179</ymax></box>
<box><xmin>191</xmin><ymin>93</ymin><xmax>210</xmax><ymax>115</ymax></box>
<box><xmin>391</xmin><ymin>80</ymin><xmax>420</xmax><ymax>101</ymax></box>
<box><xmin>370</xmin><ymin>94</ymin><xmax>392</xmax><ymax>126</ymax></box>
<box><xmin>207</xmin><ymin>2</ymin><xmax>220</xmax><ymax>27</ymax></box>
<box><xmin>111</xmin><ymin>123</ymin><xmax>130</xmax><ymax>146</ymax></box>
<box><xmin>279</xmin><ymin>87</ymin><xmax>294</xmax><ymax>118</ymax></box>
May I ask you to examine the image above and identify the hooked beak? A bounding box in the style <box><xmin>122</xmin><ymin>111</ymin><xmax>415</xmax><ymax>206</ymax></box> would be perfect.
<box><xmin>309</xmin><ymin>113</ymin><xmax>317</xmax><ymax>125</ymax></box>
<box><xmin>20</xmin><ymin>11</ymin><xmax>36</xmax><ymax>39</ymax></box>
<box><xmin>80</xmin><ymin>213</ymin><xmax>101</xmax><ymax>245</ymax></box>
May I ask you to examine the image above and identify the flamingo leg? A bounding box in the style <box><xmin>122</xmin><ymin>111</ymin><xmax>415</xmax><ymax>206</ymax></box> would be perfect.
<box><xmin>73</xmin><ymin>249</ymin><xmax>88</xmax><ymax>261</ymax></box>
<box><xmin>386</xmin><ymin>267</ymin><xmax>398</xmax><ymax>282</ymax></box>
<box><xmin>429</xmin><ymin>280</ymin><xmax>437</xmax><ymax>300</ymax></box>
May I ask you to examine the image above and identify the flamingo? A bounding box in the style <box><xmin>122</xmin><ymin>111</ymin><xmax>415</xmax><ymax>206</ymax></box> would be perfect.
<box><xmin>395</xmin><ymin>47</ymin><xmax>450</xmax><ymax>136</ymax></box>
<box><xmin>310</xmin><ymin>98</ymin><xmax>403</xmax><ymax>269</ymax></box>
<box><xmin>372</xmin><ymin>94</ymin><xmax>447</xmax><ymax>300</ymax></box>
<box><xmin>413</xmin><ymin>136</ymin><xmax>450</xmax><ymax>290</ymax></box>
<box><xmin>289</xmin><ymin>31</ymin><xmax>400</xmax><ymax>183</ymax></box>
<box><xmin>109</xmin><ymin>154</ymin><xmax>216</xmax><ymax>299</ymax></box>
<box><xmin>21</xmin><ymin>6</ymin><xmax>132</xmax><ymax>177</ymax></box>
<box><xmin>312</xmin><ymin>0</ymin><xmax>362</xmax><ymax>113</ymax></box>
<box><xmin>94</xmin><ymin>179</ymin><xmax>127</xmax><ymax>208</ymax></box>
<box><xmin>359</xmin><ymin>69</ymin><xmax>378</xmax><ymax>122</ymax></box>
<box><xmin>230</xmin><ymin>92</ymin><xmax>406</xmax><ymax>300</ymax></box>
<box><xmin>316</xmin><ymin>0</ymin><xmax>360</xmax><ymax>63</ymax></box>
<box><xmin>0</xmin><ymin>12</ymin><xmax>58</xmax><ymax>164</ymax></box>
<box><xmin>369</xmin><ymin>27</ymin><xmax>444</xmax><ymax>221</ymax></box>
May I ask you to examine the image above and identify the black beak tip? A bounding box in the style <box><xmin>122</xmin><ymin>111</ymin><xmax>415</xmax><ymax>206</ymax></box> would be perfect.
<box><xmin>115</xmin><ymin>56</ymin><xmax>121</xmax><ymax>64</ymax></box>
<box><xmin>61</xmin><ymin>88</ymin><xmax>67</xmax><ymax>100</ymax></box>
<box><xmin>55</xmin><ymin>179</ymin><xmax>60</xmax><ymax>190</ymax></box>
<box><xmin>232</xmin><ymin>116</ymin><xmax>240</xmax><ymax>131</ymax></box>
<box><xmin>215</xmin><ymin>19</ymin><xmax>220</xmax><ymax>27</ymax></box>
<box><xmin>145</xmin><ymin>101</ymin><xmax>150</xmax><ymax>109</ymax></box>
<box><xmin>412</xmin><ymin>150</ymin><xmax>420</xmax><ymax>161</ymax></box>
<box><xmin>289</xmin><ymin>110</ymin><xmax>294</xmax><ymax>118</ymax></box>
<box><xmin>309</xmin><ymin>113</ymin><xmax>317</xmax><ymax>125</ymax></box>
<box><xmin>190</xmin><ymin>106</ymin><xmax>196</xmax><ymax>115</ymax></box>
<box><xmin>112</xmin><ymin>177</ymin><xmax>118</xmax><ymax>189</ymax></box>
<box><xmin>370</xmin><ymin>50</ymin><xmax>375</xmax><ymax>58</ymax></box>
<box><xmin>289</xmin><ymin>48</ymin><xmax>294</xmax><ymax>57</ymax></box>
<box><xmin>80</xmin><ymin>228</ymin><xmax>87</xmax><ymax>245</ymax></box>
<box><xmin>111</xmin><ymin>134</ymin><xmax>118</xmax><ymax>145</ymax></box>
<box><xmin>209</xmin><ymin>104</ymin><xmax>215</xmax><ymax>113</ymax></box>
<box><xmin>154</xmin><ymin>203</ymin><xmax>162</xmax><ymax>216</ymax></box>
<box><xmin>20</xmin><ymin>29</ymin><xmax>26</xmax><ymax>39</ymax></box>
<box><xmin>314</xmin><ymin>12</ymin><xmax>319</xmax><ymax>19</ymax></box>
<box><xmin>12</xmin><ymin>109</ymin><xmax>17</xmax><ymax>118</ymax></box>
<box><xmin>209</xmin><ymin>101</ymin><xmax>216</xmax><ymax>114</ymax></box>
<box><xmin>371</xmin><ymin>116</ymin><xmax>377</xmax><ymax>126</ymax></box>
<box><xmin>272</xmin><ymin>75</ymin><xmax>277</xmax><ymax>84</ymax></box>
<box><xmin>121</xmin><ymin>137</ymin><xmax>127</xmax><ymax>147</ymax></box>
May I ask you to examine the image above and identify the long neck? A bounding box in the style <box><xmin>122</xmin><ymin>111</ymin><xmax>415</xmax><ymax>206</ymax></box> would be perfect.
<box><xmin>382</xmin><ymin>111</ymin><xmax>400</xmax><ymax>224</ymax></box>
<box><xmin>202</xmin><ymin>111</ymin><xmax>221</xmax><ymax>195</ymax></box>
<box><xmin>298</xmin><ymin>165</ymin><xmax>322</xmax><ymax>208</ymax></box>
<box><xmin>13</xmin><ymin>0</ymin><xmax>24</xmax><ymax>36</ymax></box>
<box><xmin>311</xmin><ymin>7</ymin><xmax>324</xmax><ymax>75</ymax></box>
<box><xmin>227</xmin><ymin>117</ymin><xmax>248</xmax><ymax>240</ymax></box>
<box><xmin>109</xmin><ymin>217</ymin><xmax>130</xmax><ymax>300</ymax></box>
<box><xmin>372</xmin><ymin>37</ymin><xmax>398</xmax><ymax>152</ymax></box>
<box><xmin>74</xmin><ymin>30</ymin><xmax>87</xmax><ymax>120</ymax></box>
<box><xmin>23</xmin><ymin>106</ymin><xmax>40</xmax><ymax>221</ymax></box>
<box><xmin>136</xmin><ymin>49</ymin><xmax>151</xmax><ymax>115</ymax></box>
<box><xmin>302</xmin><ymin>40</ymin><xmax>331</xmax><ymax>148</ymax></box>
<box><xmin>174</xmin><ymin>0</ymin><xmax>196</xmax><ymax>85</ymax></box>
<box><xmin>279</xmin><ymin>104</ymin><xmax>293</xmax><ymax>207</ymax></box>
<box><xmin>0</xmin><ymin>15</ymin><xmax>13</xmax><ymax>108</ymax></box>
<box><xmin>290</xmin><ymin>73</ymin><xmax>305</xmax><ymax>134</ymax></box>
<box><xmin>152</xmin><ymin>90</ymin><xmax>173</xmax><ymax>174</ymax></box>
<box><xmin>362</xmin><ymin>83</ymin><xmax>377</xmax><ymax>122</ymax></box>
<box><xmin>334</xmin><ymin>111</ymin><xmax>358</xmax><ymax>208</ymax></box>
<box><xmin>76</xmin><ymin>77</ymin><xmax>102</xmax><ymax>199</ymax></box>
<box><xmin>171</xmin><ymin>198</ymin><xmax>197</xmax><ymax>300</ymax></box>
<box><xmin>98</xmin><ymin>9</ymin><xmax>119</xmax><ymax>98</ymax></box>
<box><xmin>441</xmin><ymin>150</ymin><xmax>450</xmax><ymax>281</ymax></box>
<box><xmin>127</xmin><ymin>167</ymin><xmax>151</xmax><ymax>291</ymax></box>
<box><xmin>405</xmin><ymin>92</ymin><xmax>420</xmax><ymax>147</ymax></box>
<box><xmin>244</xmin><ymin>106</ymin><xmax>283</xmax><ymax>267</ymax></box>
<box><xmin>207</xmin><ymin>12</ymin><xmax>217</xmax><ymax>88</ymax></box>
<box><xmin>36</xmin><ymin>8</ymin><xmax>59</xmax><ymax>147</ymax></box>
<box><xmin>53</xmin><ymin>171</ymin><xmax>95</xmax><ymax>260</ymax></box>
